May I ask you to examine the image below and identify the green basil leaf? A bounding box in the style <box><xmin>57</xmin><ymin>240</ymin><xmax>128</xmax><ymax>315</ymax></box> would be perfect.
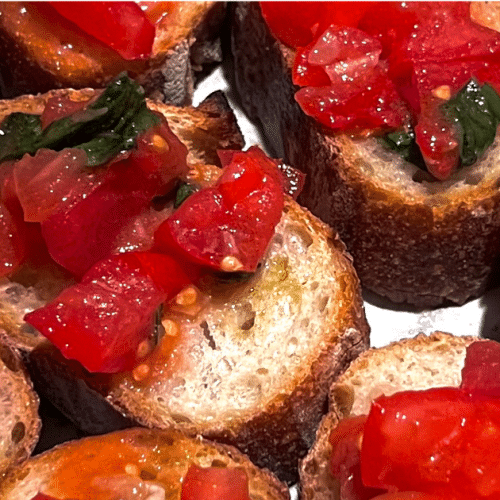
<box><xmin>0</xmin><ymin>113</ymin><xmax>43</xmax><ymax>162</ymax></box>
<box><xmin>0</xmin><ymin>72</ymin><xmax>160</xmax><ymax>167</ymax></box>
<box><xmin>443</xmin><ymin>79</ymin><xmax>500</xmax><ymax>167</ymax></box>
<box><xmin>174</xmin><ymin>183</ymin><xmax>197</xmax><ymax>208</ymax></box>
<box><xmin>380</xmin><ymin>129</ymin><xmax>426</xmax><ymax>170</ymax></box>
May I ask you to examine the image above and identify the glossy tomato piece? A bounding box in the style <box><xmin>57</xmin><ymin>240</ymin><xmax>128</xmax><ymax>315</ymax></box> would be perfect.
<box><xmin>361</xmin><ymin>387</ymin><xmax>500</xmax><ymax>499</ymax></box>
<box><xmin>40</xmin><ymin>119</ymin><xmax>187</xmax><ymax>277</ymax></box>
<box><xmin>371</xmin><ymin>493</ymin><xmax>446</xmax><ymax>500</ymax></box>
<box><xmin>461</xmin><ymin>340</ymin><xmax>500</xmax><ymax>398</ymax></box>
<box><xmin>41</xmin><ymin>95</ymin><xmax>90</xmax><ymax>129</ymax></box>
<box><xmin>329</xmin><ymin>415</ymin><xmax>386</xmax><ymax>500</ymax></box>
<box><xmin>155</xmin><ymin>146</ymin><xmax>284</xmax><ymax>273</ymax></box>
<box><xmin>48</xmin><ymin>2</ymin><xmax>155</xmax><ymax>60</ymax></box>
<box><xmin>414</xmin><ymin>97</ymin><xmax>461</xmax><ymax>180</ymax></box>
<box><xmin>260</xmin><ymin>1</ymin><xmax>372</xmax><ymax>48</ymax></box>
<box><xmin>181</xmin><ymin>464</ymin><xmax>250</xmax><ymax>500</ymax></box>
<box><xmin>295</xmin><ymin>67</ymin><xmax>410</xmax><ymax>133</ymax></box>
<box><xmin>24</xmin><ymin>251</ymin><xmax>191</xmax><ymax>373</ymax></box>
<box><xmin>29</xmin><ymin>494</ymin><xmax>60</xmax><ymax>500</ymax></box>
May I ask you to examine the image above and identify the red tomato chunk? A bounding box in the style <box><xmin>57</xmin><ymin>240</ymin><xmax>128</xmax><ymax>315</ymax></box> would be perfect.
<box><xmin>181</xmin><ymin>464</ymin><xmax>250</xmax><ymax>500</ymax></box>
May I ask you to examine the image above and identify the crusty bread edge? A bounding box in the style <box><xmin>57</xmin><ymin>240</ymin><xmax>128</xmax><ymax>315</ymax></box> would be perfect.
<box><xmin>299</xmin><ymin>332</ymin><xmax>479</xmax><ymax>500</ymax></box>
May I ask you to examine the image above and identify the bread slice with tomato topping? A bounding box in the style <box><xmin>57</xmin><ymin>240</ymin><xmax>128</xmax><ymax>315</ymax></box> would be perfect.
<box><xmin>299</xmin><ymin>332</ymin><xmax>484</xmax><ymax>499</ymax></box>
<box><xmin>0</xmin><ymin>80</ymin><xmax>369</xmax><ymax>486</ymax></box>
<box><xmin>231</xmin><ymin>2</ymin><xmax>500</xmax><ymax>307</ymax></box>
<box><xmin>0</xmin><ymin>427</ymin><xmax>290</xmax><ymax>500</ymax></box>
<box><xmin>0</xmin><ymin>2</ymin><xmax>223</xmax><ymax>104</ymax></box>
<box><xmin>0</xmin><ymin>336</ymin><xmax>40</xmax><ymax>481</ymax></box>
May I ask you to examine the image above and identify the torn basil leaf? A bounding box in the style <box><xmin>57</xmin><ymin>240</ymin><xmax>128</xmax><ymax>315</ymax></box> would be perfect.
<box><xmin>443</xmin><ymin>79</ymin><xmax>500</xmax><ymax>167</ymax></box>
<box><xmin>0</xmin><ymin>72</ymin><xmax>160</xmax><ymax>166</ymax></box>
<box><xmin>174</xmin><ymin>183</ymin><xmax>198</xmax><ymax>208</ymax></box>
<box><xmin>380</xmin><ymin>129</ymin><xmax>426</xmax><ymax>170</ymax></box>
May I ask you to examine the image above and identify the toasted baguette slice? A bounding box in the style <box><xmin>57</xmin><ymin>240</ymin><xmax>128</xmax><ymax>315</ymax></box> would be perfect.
<box><xmin>0</xmin><ymin>89</ymin><xmax>244</xmax><ymax>353</ymax></box>
<box><xmin>299</xmin><ymin>332</ymin><xmax>478</xmax><ymax>500</ymax></box>
<box><xmin>230</xmin><ymin>2</ymin><xmax>500</xmax><ymax>307</ymax></box>
<box><xmin>0</xmin><ymin>335</ymin><xmax>40</xmax><ymax>481</ymax></box>
<box><xmin>1</xmin><ymin>85</ymin><xmax>369</xmax><ymax>484</ymax></box>
<box><xmin>0</xmin><ymin>2</ymin><xmax>224</xmax><ymax>104</ymax></box>
<box><xmin>0</xmin><ymin>427</ymin><xmax>290</xmax><ymax>500</ymax></box>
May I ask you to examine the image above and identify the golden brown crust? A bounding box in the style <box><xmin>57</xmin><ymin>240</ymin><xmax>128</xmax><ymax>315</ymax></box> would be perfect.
<box><xmin>231</xmin><ymin>2</ymin><xmax>500</xmax><ymax>307</ymax></box>
<box><xmin>0</xmin><ymin>335</ymin><xmax>40</xmax><ymax>481</ymax></box>
<box><xmin>299</xmin><ymin>332</ymin><xmax>479</xmax><ymax>500</ymax></box>
<box><xmin>0</xmin><ymin>2</ymin><xmax>224</xmax><ymax>104</ymax></box>
<box><xmin>0</xmin><ymin>428</ymin><xmax>290</xmax><ymax>500</ymax></box>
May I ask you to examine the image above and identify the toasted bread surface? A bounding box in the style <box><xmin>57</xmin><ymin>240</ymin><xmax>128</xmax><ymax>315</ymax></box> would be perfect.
<box><xmin>0</xmin><ymin>2</ymin><xmax>224</xmax><ymax>104</ymax></box>
<box><xmin>0</xmin><ymin>88</ymin><xmax>243</xmax><ymax>353</ymax></box>
<box><xmin>0</xmin><ymin>337</ymin><xmax>40</xmax><ymax>481</ymax></box>
<box><xmin>0</xmin><ymin>427</ymin><xmax>290</xmax><ymax>500</ymax></box>
<box><xmin>231</xmin><ymin>2</ymin><xmax>500</xmax><ymax>307</ymax></box>
<box><xmin>299</xmin><ymin>332</ymin><xmax>478</xmax><ymax>500</ymax></box>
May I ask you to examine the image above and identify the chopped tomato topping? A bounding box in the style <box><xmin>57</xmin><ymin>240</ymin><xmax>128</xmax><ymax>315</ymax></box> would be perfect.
<box><xmin>181</xmin><ymin>464</ymin><xmax>250</xmax><ymax>500</ymax></box>
<box><xmin>48</xmin><ymin>2</ymin><xmax>155</xmax><ymax>60</ymax></box>
<box><xmin>154</xmin><ymin>146</ymin><xmax>284</xmax><ymax>273</ymax></box>
<box><xmin>29</xmin><ymin>494</ymin><xmax>61</xmax><ymax>500</ymax></box>
<box><xmin>461</xmin><ymin>340</ymin><xmax>500</xmax><ymax>398</ymax></box>
<box><xmin>361</xmin><ymin>387</ymin><xmax>500</xmax><ymax>499</ymax></box>
<box><xmin>24</xmin><ymin>251</ymin><xmax>191</xmax><ymax>373</ymax></box>
<box><xmin>329</xmin><ymin>415</ymin><xmax>385</xmax><ymax>500</ymax></box>
<box><xmin>262</xmin><ymin>2</ymin><xmax>500</xmax><ymax>179</ymax></box>
<box><xmin>39</xmin><ymin>117</ymin><xmax>187</xmax><ymax>277</ymax></box>
<box><xmin>41</xmin><ymin>95</ymin><xmax>90</xmax><ymax>130</ymax></box>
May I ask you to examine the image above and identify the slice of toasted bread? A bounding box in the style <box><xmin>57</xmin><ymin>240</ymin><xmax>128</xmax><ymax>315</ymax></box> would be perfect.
<box><xmin>0</xmin><ymin>427</ymin><xmax>290</xmax><ymax>500</ymax></box>
<box><xmin>230</xmin><ymin>2</ymin><xmax>500</xmax><ymax>307</ymax></box>
<box><xmin>0</xmin><ymin>85</ymin><xmax>369</xmax><ymax>484</ymax></box>
<box><xmin>0</xmin><ymin>2</ymin><xmax>224</xmax><ymax>104</ymax></box>
<box><xmin>0</xmin><ymin>335</ymin><xmax>40</xmax><ymax>481</ymax></box>
<box><xmin>299</xmin><ymin>332</ymin><xmax>478</xmax><ymax>500</ymax></box>
<box><xmin>0</xmin><ymin>89</ymin><xmax>244</xmax><ymax>353</ymax></box>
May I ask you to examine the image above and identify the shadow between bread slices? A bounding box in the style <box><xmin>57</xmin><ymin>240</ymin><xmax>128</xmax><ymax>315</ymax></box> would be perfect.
<box><xmin>230</xmin><ymin>2</ymin><xmax>500</xmax><ymax>308</ymax></box>
<box><xmin>0</xmin><ymin>2</ymin><xmax>224</xmax><ymax>105</ymax></box>
<box><xmin>0</xmin><ymin>86</ymin><xmax>370</xmax><ymax>484</ymax></box>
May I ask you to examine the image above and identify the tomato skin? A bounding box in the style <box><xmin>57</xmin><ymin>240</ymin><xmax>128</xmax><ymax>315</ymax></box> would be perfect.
<box><xmin>180</xmin><ymin>464</ymin><xmax>250</xmax><ymax>500</ymax></box>
<box><xmin>461</xmin><ymin>340</ymin><xmax>500</xmax><ymax>398</ymax></box>
<box><xmin>361</xmin><ymin>387</ymin><xmax>500</xmax><ymax>499</ymax></box>
<box><xmin>24</xmin><ymin>251</ymin><xmax>191</xmax><ymax>373</ymax></box>
<box><xmin>329</xmin><ymin>415</ymin><xmax>386</xmax><ymax>500</ymax></box>
<box><xmin>155</xmin><ymin>146</ymin><xmax>284</xmax><ymax>273</ymax></box>
<box><xmin>48</xmin><ymin>2</ymin><xmax>155</xmax><ymax>60</ymax></box>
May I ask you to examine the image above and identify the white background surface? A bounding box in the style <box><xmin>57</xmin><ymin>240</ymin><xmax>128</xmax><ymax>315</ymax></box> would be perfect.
<box><xmin>194</xmin><ymin>66</ymin><xmax>500</xmax><ymax>350</ymax></box>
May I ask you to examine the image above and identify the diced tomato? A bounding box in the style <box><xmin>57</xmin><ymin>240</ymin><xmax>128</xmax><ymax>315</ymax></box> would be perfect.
<box><xmin>295</xmin><ymin>67</ymin><xmax>410</xmax><ymax>133</ymax></box>
<box><xmin>260</xmin><ymin>2</ymin><xmax>371</xmax><ymax>48</ymax></box>
<box><xmin>29</xmin><ymin>494</ymin><xmax>60</xmax><ymax>500</ymax></box>
<box><xmin>41</xmin><ymin>95</ymin><xmax>90</xmax><ymax>130</ymax></box>
<box><xmin>371</xmin><ymin>493</ymin><xmax>447</xmax><ymax>500</ymax></box>
<box><xmin>461</xmin><ymin>340</ymin><xmax>500</xmax><ymax>398</ymax></box>
<box><xmin>40</xmin><ymin>118</ymin><xmax>187</xmax><ymax>277</ymax></box>
<box><xmin>329</xmin><ymin>415</ymin><xmax>386</xmax><ymax>500</ymax></box>
<box><xmin>24</xmin><ymin>251</ymin><xmax>191</xmax><ymax>373</ymax></box>
<box><xmin>154</xmin><ymin>146</ymin><xmax>284</xmax><ymax>273</ymax></box>
<box><xmin>13</xmin><ymin>148</ymin><xmax>91</xmax><ymax>223</ymax></box>
<box><xmin>48</xmin><ymin>2</ymin><xmax>155</xmax><ymax>60</ymax></box>
<box><xmin>414</xmin><ymin>97</ymin><xmax>461</xmax><ymax>180</ymax></box>
<box><xmin>180</xmin><ymin>464</ymin><xmax>250</xmax><ymax>500</ymax></box>
<box><xmin>361</xmin><ymin>387</ymin><xmax>500</xmax><ymax>499</ymax></box>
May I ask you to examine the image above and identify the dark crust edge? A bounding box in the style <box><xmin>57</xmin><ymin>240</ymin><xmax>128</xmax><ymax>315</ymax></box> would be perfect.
<box><xmin>230</xmin><ymin>2</ymin><xmax>500</xmax><ymax>307</ymax></box>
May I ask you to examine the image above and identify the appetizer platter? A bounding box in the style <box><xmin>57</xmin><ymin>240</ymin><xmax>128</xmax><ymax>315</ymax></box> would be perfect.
<box><xmin>0</xmin><ymin>2</ymin><xmax>499</xmax><ymax>500</ymax></box>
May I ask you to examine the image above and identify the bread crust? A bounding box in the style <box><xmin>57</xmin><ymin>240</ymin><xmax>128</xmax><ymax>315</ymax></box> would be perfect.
<box><xmin>0</xmin><ymin>427</ymin><xmax>290</xmax><ymax>500</ymax></box>
<box><xmin>299</xmin><ymin>332</ymin><xmax>478</xmax><ymax>500</ymax></box>
<box><xmin>0</xmin><ymin>2</ymin><xmax>225</xmax><ymax>104</ymax></box>
<box><xmin>231</xmin><ymin>2</ymin><xmax>500</xmax><ymax>307</ymax></box>
<box><xmin>0</xmin><ymin>335</ymin><xmax>40</xmax><ymax>481</ymax></box>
